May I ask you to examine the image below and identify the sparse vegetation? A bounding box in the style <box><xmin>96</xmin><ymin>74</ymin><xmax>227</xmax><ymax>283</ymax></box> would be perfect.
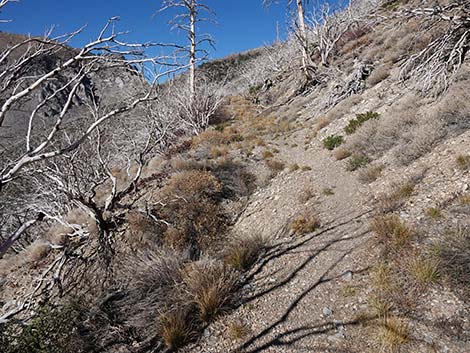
<box><xmin>456</xmin><ymin>154</ymin><xmax>470</xmax><ymax>170</ymax></box>
<box><xmin>291</xmin><ymin>213</ymin><xmax>320</xmax><ymax>235</ymax></box>
<box><xmin>378</xmin><ymin>317</ymin><xmax>409</xmax><ymax>352</ymax></box>
<box><xmin>371</xmin><ymin>214</ymin><xmax>413</xmax><ymax>253</ymax></box>
<box><xmin>333</xmin><ymin>147</ymin><xmax>352</xmax><ymax>160</ymax></box>
<box><xmin>426</xmin><ymin>206</ymin><xmax>442</xmax><ymax>220</ymax></box>
<box><xmin>408</xmin><ymin>256</ymin><xmax>440</xmax><ymax>286</ymax></box>
<box><xmin>344</xmin><ymin>112</ymin><xmax>380</xmax><ymax>135</ymax></box>
<box><xmin>358</xmin><ymin>164</ymin><xmax>383</xmax><ymax>183</ymax></box>
<box><xmin>223</xmin><ymin>235</ymin><xmax>265</xmax><ymax>271</ymax></box>
<box><xmin>323</xmin><ymin>134</ymin><xmax>344</xmax><ymax>150</ymax></box>
<box><xmin>347</xmin><ymin>154</ymin><xmax>370</xmax><ymax>171</ymax></box>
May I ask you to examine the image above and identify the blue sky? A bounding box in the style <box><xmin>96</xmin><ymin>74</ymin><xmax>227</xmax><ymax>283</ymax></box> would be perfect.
<box><xmin>1</xmin><ymin>0</ymin><xmax>299</xmax><ymax>60</ymax></box>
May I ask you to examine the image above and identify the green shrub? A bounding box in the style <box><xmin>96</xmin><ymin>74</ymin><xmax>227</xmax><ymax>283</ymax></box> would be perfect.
<box><xmin>0</xmin><ymin>301</ymin><xmax>91</xmax><ymax>353</ymax></box>
<box><xmin>347</xmin><ymin>154</ymin><xmax>370</xmax><ymax>171</ymax></box>
<box><xmin>323</xmin><ymin>135</ymin><xmax>344</xmax><ymax>150</ymax></box>
<box><xmin>344</xmin><ymin>111</ymin><xmax>380</xmax><ymax>135</ymax></box>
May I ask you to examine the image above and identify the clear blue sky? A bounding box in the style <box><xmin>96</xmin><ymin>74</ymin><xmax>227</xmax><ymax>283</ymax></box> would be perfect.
<box><xmin>1</xmin><ymin>0</ymin><xmax>299</xmax><ymax>60</ymax></box>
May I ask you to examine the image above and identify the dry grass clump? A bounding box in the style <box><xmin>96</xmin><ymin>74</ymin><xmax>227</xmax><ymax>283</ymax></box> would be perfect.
<box><xmin>265</xmin><ymin>159</ymin><xmax>285</xmax><ymax>175</ymax></box>
<box><xmin>377</xmin><ymin>180</ymin><xmax>415</xmax><ymax>213</ymax></box>
<box><xmin>192</xmin><ymin>129</ymin><xmax>234</xmax><ymax>147</ymax></box>
<box><xmin>358</xmin><ymin>164</ymin><xmax>384</xmax><ymax>183</ymax></box>
<box><xmin>458</xmin><ymin>193</ymin><xmax>470</xmax><ymax>205</ymax></box>
<box><xmin>378</xmin><ymin>316</ymin><xmax>409</xmax><ymax>352</ymax></box>
<box><xmin>344</xmin><ymin>94</ymin><xmax>445</xmax><ymax>165</ymax></box>
<box><xmin>371</xmin><ymin>214</ymin><xmax>413</xmax><ymax>252</ymax></box>
<box><xmin>438</xmin><ymin>227</ymin><xmax>469</xmax><ymax>300</ymax></box>
<box><xmin>170</xmin><ymin>155</ymin><xmax>203</xmax><ymax>172</ymax></box>
<box><xmin>371</xmin><ymin>263</ymin><xmax>396</xmax><ymax>296</ymax></box>
<box><xmin>456</xmin><ymin>154</ymin><xmax>470</xmax><ymax>170</ymax></box>
<box><xmin>158</xmin><ymin>170</ymin><xmax>225</xmax><ymax>251</ymax></box>
<box><xmin>127</xmin><ymin>212</ymin><xmax>160</xmax><ymax>249</ymax></box>
<box><xmin>160</xmin><ymin>308</ymin><xmax>196</xmax><ymax>351</ymax></box>
<box><xmin>291</xmin><ymin>213</ymin><xmax>320</xmax><ymax>236</ymax></box>
<box><xmin>288</xmin><ymin>163</ymin><xmax>300</xmax><ymax>172</ymax></box>
<box><xmin>298</xmin><ymin>187</ymin><xmax>314</xmax><ymax>204</ymax></box>
<box><xmin>315</xmin><ymin>116</ymin><xmax>331</xmax><ymax>131</ymax></box>
<box><xmin>223</xmin><ymin>235</ymin><xmax>265</xmax><ymax>271</ymax></box>
<box><xmin>407</xmin><ymin>256</ymin><xmax>440</xmax><ymax>286</ymax></box>
<box><xmin>27</xmin><ymin>240</ymin><xmax>51</xmax><ymax>263</ymax></box>
<box><xmin>227</xmin><ymin>321</ymin><xmax>252</xmax><ymax>340</ymax></box>
<box><xmin>210</xmin><ymin>146</ymin><xmax>229</xmax><ymax>158</ymax></box>
<box><xmin>426</xmin><ymin>206</ymin><xmax>442</xmax><ymax>220</ymax></box>
<box><xmin>182</xmin><ymin>260</ymin><xmax>238</xmax><ymax>322</ymax></box>
<box><xmin>262</xmin><ymin>150</ymin><xmax>274</xmax><ymax>159</ymax></box>
<box><xmin>367</xmin><ymin>64</ymin><xmax>391</xmax><ymax>86</ymax></box>
<box><xmin>369</xmin><ymin>294</ymin><xmax>393</xmax><ymax>319</ymax></box>
<box><xmin>165</xmin><ymin>170</ymin><xmax>222</xmax><ymax>198</ymax></box>
<box><xmin>334</xmin><ymin>147</ymin><xmax>352</xmax><ymax>160</ymax></box>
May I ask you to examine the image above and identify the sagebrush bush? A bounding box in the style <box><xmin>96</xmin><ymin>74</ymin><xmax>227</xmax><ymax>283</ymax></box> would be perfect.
<box><xmin>323</xmin><ymin>134</ymin><xmax>344</xmax><ymax>150</ymax></box>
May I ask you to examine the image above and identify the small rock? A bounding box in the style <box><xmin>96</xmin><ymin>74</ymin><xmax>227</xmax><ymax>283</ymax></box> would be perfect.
<box><xmin>341</xmin><ymin>270</ymin><xmax>353</xmax><ymax>281</ymax></box>
<box><xmin>323</xmin><ymin>307</ymin><xmax>333</xmax><ymax>316</ymax></box>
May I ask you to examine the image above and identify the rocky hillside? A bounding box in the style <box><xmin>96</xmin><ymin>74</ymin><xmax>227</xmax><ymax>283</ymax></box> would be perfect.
<box><xmin>1</xmin><ymin>1</ymin><xmax>469</xmax><ymax>353</ymax></box>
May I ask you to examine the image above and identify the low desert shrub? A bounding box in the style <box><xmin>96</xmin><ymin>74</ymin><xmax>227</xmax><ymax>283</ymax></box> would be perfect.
<box><xmin>265</xmin><ymin>159</ymin><xmax>285</xmax><ymax>175</ymax></box>
<box><xmin>358</xmin><ymin>164</ymin><xmax>384</xmax><ymax>183</ymax></box>
<box><xmin>0</xmin><ymin>301</ymin><xmax>92</xmax><ymax>353</ymax></box>
<box><xmin>367</xmin><ymin>65</ymin><xmax>391</xmax><ymax>86</ymax></box>
<box><xmin>291</xmin><ymin>213</ymin><xmax>320</xmax><ymax>235</ymax></box>
<box><xmin>347</xmin><ymin>154</ymin><xmax>370</xmax><ymax>171</ymax></box>
<box><xmin>333</xmin><ymin>147</ymin><xmax>352</xmax><ymax>160</ymax></box>
<box><xmin>456</xmin><ymin>154</ymin><xmax>470</xmax><ymax>170</ymax></box>
<box><xmin>344</xmin><ymin>112</ymin><xmax>380</xmax><ymax>135</ymax></box>
<box><xmin>323</xmin><ymin>135</ymin><xmax>344</xmax><ymax>150</ymax></box>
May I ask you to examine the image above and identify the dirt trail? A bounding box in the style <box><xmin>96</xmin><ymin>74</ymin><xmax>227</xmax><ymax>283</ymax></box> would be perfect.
<box><xmin>185</xmin><ymin>122</ymin><xmax>378</xmax><ymax>352</ymax></box>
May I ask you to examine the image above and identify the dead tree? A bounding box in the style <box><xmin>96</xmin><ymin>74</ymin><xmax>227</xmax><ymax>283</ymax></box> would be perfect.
<box><xmin>308</xmin><ymin>1</ymin><xmax>360</xmax><ymax>67</ymax></box>
<box><xmin>160</xmin><ymin>0</ymin><xmax>216</xmax><ymax>101</ymax></box>
<box><xmin>264</xmin><ymin>0</ymin><xmax>314</xmax><ymax>81</ymax></box>
<box><xmin>398</xmin><ymin>0</ymin><xmax>470</xmax><ymax>95</ymax></box>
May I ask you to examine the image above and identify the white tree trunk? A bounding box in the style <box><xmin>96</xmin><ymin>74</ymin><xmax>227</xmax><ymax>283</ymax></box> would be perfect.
<box><xmin>296</xmin><ymin>0</ymin><xmax>311</xmax><ymax>80</ymax></box>
<box><xmin>189</xmin><ymin>0</ymin><xmax>196</xmax><ymax>101</ymax></box>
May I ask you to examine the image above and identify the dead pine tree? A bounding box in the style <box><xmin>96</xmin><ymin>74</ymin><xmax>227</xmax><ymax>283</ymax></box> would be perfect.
<box><xmin>263</xmin><ymin>0</ymin><xmax>314</xmax><ymax>81</ymax></box>
<box><xmin>160</xmin><ymin>0</ymin><xmax>216</xmax><ymax>102</ymax></box>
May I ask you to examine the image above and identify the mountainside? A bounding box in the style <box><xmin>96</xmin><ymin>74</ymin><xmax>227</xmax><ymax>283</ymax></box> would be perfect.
<box><xmin>0</xmin><ymin>1</ymin><xmax>469</xmax><ymax>353</ymax></box>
